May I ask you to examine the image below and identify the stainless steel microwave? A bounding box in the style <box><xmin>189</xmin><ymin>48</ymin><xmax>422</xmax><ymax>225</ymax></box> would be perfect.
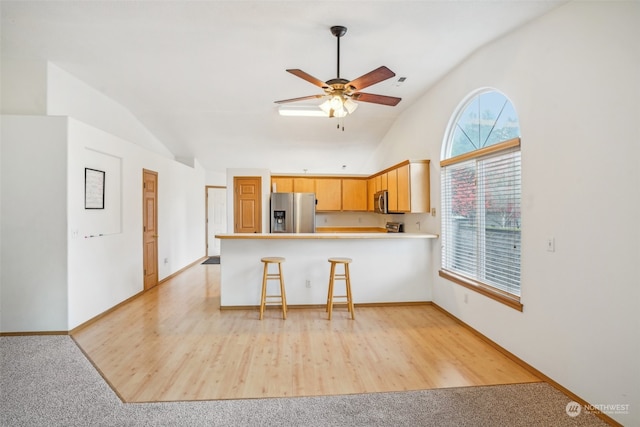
<box><xmin>374</xmin><ymin>190</ymin><xmax>388</xmax><ymax>214</ymax></box>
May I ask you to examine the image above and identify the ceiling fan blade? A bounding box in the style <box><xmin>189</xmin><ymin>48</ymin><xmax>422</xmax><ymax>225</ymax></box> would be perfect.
<box><xmin>286</xmin><ymin>69</ymin><xmax>329</xmax><ymax>89</ymax></box>
<box><xmin>352</xmin><ymin>92</ymin><xmax>402</xmax><ymax>106</ymax></box>
<box><xmin>347</xmin><ymin>66</ymin><xmax>396</xmax><ymax>91</ymax></box>
<box><xmin>274</xmin><ymin>94</ymin><xmax>324</xmax><ymax>104</ymax></box>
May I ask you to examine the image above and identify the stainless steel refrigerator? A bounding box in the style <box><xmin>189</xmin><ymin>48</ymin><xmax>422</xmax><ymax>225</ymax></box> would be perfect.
<box><xmin>270</xmin><ymin>192</ymin><xmax>316</xmax><ymax>233</ymax></box>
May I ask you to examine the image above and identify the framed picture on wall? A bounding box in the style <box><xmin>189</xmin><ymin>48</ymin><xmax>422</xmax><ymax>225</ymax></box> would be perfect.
<box><xmin>85</xmin><ymin>168</ymin><xmax>105</xmax><ymax>209</ymax></box>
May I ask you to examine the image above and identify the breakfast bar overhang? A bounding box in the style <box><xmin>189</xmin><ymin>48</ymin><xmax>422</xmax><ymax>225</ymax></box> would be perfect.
<box><xmin>215</xmin><ymin>233</ymin><xmax>438</xmax><ymax>308</ymax></box>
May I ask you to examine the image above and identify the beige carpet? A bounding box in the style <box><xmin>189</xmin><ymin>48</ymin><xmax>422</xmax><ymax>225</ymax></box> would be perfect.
<box><xmin>1</xmin><ymin>335</ymin><xmax>607</xmax><ymax>426</ymax></box>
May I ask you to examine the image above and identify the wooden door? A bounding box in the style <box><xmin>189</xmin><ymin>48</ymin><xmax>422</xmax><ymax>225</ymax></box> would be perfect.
<box><xmin>143</xmin><ymin>169</ymin><xmax>158</xmax><ymax>290</ymax></box>
<box><xmin>206</xmin><ymin>186</ymin><xmax>227</xmax><ymax>256</ymax></box>
<box><xmin>234</xmin><ymin>177</ymin><xmax>262</xmax><ymax>233</ymax></box>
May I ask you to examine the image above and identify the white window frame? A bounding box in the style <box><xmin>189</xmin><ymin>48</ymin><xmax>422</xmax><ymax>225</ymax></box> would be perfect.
<box><xmin>440</xmin><ymin>89</ymin><xmax>522</xmax><ymax>311</ymax></box>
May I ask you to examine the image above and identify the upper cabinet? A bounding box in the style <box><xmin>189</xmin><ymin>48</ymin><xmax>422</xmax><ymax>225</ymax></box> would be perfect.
<box><xmin>315</xmin><ymin>178</ymin><xmax>342</xmax><ymax>211</ymax></box>
<box><xmin>369</xmin><ymin>160</ymin><xmax>430</xmax><ymax>213</ymax></box>
<box><xmin>271</xmin><ymin>160</ymin><xmax>429</xmax><ymax>214</ymax></box>
<box><xmin>386</xmin><ymin>168</ymin><xmax>398</xmax><ymax>212</ymax></box>
<box><xmin>293</xmin><ymin>177</ymin><xmax>315</xmax><ymax>193</ymax></box>
<box><xmin>271</xmin><ymin>176</ymin><xmax>293</xmax><ymax>193</ymax></box>
<box><xmin>342</xmin><ymin>179</ymin><xmax>368</xmax><ymax>211</ymax></box>
<box><xmin>396</xmin><ymin>164</ymin><xmax>410</xmax><ymax>212</ymax></box>
<box><xmin>395</xmin><ymin>161</ymin><xmax>430</xmax><ymax>213</ymax></box>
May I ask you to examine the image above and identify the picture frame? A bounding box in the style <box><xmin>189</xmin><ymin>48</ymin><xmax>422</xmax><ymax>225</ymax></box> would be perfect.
<box><xmin>85</xmin><ymin>168</ymin><xmax>105</xmax><ymax>209</ymax></box>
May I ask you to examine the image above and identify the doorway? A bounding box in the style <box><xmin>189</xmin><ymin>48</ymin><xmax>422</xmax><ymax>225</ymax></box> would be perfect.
<box><xmin>233</xmin><ymin>176</ymin><xmax>262</xmax><ymax>233</ymax></box>
<box><xmin>206</xmin><ymin>186</ymin><xmax>227</xmax><ymax>256</ymax></box>
<box><xmin>142</xmin><ymin>169</ymin><xmax>158</xmax><ymax>290</ymax></box>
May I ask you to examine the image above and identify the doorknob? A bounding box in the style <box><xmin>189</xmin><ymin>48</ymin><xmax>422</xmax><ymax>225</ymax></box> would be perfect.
<box><xmin>152</xmin><ymin>234</ymin><xmax>159</xmax><ymax>238</ymax></box>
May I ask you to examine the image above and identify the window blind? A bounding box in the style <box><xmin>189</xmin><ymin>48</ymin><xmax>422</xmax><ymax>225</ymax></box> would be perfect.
<box><xmin>441</xmin><ymin>147</ymin><xmax>521</xmax><ymax>296</ymax></box>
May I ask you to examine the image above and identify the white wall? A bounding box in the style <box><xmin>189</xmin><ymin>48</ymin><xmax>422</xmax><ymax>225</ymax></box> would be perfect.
<box><xmin>47</xmin><ymin>63</ymin><xmax>175</xmax><ymax>159</ymax></box>
<box><xmin>0</xmin><ymin>58</ymin><xmax>48</xmax><ymax>115</ymax></box>
<box><xmin>1</xmin><ymin>116</ymin><xmax>69</xmax><ymax>331</ymax></box>
<box><xmin>372</xmin><ymin>2</ymin><xmax>640</xmax><ymax>425</ymax></box>
<box><xmin>66</xmin><ymin>118</ymin><xmax>205</xmax><ymax>329</ymax></box>
<box><xmin>1</xmin><ymin>61</ymin><xmax>206</xmax><ymax>331</ymax></box>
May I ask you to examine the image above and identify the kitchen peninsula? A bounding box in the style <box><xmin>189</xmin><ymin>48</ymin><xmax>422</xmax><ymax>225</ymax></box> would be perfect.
<box><xmin>215</xmin><ymin>232</ymin><xmax>438</xmax><ymax>308</ymax></box>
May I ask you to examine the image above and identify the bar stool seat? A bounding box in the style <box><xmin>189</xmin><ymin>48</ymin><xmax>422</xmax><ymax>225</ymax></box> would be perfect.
<box><xmin>260</xmin><ymin>257</ymin><xmax>287</xmax><ymax>320</ymax></box>
<box><xmin>326</xmin><ymin>257</ymin><xmax>355</xmax><ymax>320</ymax></box>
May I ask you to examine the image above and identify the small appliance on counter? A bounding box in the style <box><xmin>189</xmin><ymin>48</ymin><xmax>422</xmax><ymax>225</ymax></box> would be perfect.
<box><xmin>270</xmin><ymin>192</ymin><xmax>316</xmax><ymax>233</ymax></box>
<box><xmin>385</xmin><ymin>222</ymin><xmax>404</xmax><ymax>233</ymax></box>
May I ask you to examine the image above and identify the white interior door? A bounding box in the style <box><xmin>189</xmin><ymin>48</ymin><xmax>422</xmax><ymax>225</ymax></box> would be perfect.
<box><xmin>207</xmin><ymin>187</ymin><xmax>227</xmax><ymax>256</ymax></box>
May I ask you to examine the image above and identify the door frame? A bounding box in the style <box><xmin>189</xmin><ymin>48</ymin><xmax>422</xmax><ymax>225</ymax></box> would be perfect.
<box><xmin>142</xmin><ymin>169</ymin><xmax>159</xmax><ymax>290</ymax></box>
<box><xmin>233</xmin><ymin>176</ymin><xmax>262</xmax><ymax>233</ymax></box>
<box><xmin>205</xmin><ymin>185</ymin><xmax>226</xmax><ymax>256</ymax></box>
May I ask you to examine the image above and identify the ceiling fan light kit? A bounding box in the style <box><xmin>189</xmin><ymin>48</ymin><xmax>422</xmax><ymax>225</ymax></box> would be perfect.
<box><xmin>275</xmin><ymin>25</ymin><xmax>401</xmax><ymax>130</ymax></box>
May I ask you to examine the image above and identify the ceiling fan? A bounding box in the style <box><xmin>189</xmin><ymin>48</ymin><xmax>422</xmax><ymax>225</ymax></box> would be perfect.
<box><xmin>275</xmin><ymin>25</ymin><xmax>401</xmax><ymax>124</ymax></box>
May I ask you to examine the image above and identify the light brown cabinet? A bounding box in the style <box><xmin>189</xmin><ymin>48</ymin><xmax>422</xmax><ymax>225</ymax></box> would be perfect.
<box><xmin>396</xmin><ymin>164</ymin><xmax>410</xmax><ymax>212</ymax></box>
<box><xmin>271</xmin><ymin>176</ymin><xmax>293</xmax><ymax>193</ymax></box>
<box><xmin>392</xmin><ymin>161</ymin><xmax>429</xmax><ymax>213</ymax></box>
<box><xmin>315</xmin><ymin>178</ymin><xmax>342</xmax><ymax>211</ymax></box>
<box><xmin>293</xmin><ymin>177</ymin><xmax>315</xmax><ymax>193</ymax></box>
<box><xmin>367</xmin><ymin>177</ymin><xmax>377</xmax><ymax>211</ymax></box>
<box><xmin>342</xmin><ymin>179</ymin><xmax>368</xmax><ymax>211</ymax></box>
<box><xmin>386</xmin><ymin>168</ymin><xmax>398</xmax><ymax>212</ymax></box>
<box><xmin>366</xmin><ymin>160</ymin><xmax>430</xmax><ymax>213</ymax></box>
<box><xmin>271</xmin><ymin>160</ymin><xmax>429</xmax><ymax>214</ymax></box>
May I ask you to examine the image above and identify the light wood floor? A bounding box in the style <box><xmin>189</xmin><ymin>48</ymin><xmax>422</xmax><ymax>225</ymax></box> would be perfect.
<box><xmin>72</xmin><ymin>261</ymin><xmax>540</xmax><ymax>403</ymax></box>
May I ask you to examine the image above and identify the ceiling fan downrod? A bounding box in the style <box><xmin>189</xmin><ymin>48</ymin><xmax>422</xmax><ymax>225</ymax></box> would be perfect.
<box><xmin>330</xmin><ymin>26</ymin><xmax>347</xmax><ymax>79</ymax></box>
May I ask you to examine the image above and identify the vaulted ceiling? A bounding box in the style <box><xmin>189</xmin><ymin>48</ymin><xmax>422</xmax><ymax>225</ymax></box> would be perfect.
<box><xmin>1</xmin><ymin>1</ymin><xmax>565</xmax><ymax>174</ymax></box>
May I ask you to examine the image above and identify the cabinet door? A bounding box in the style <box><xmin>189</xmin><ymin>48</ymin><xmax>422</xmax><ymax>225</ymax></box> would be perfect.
<box><xmin>396</xmin><ymin>164</ymin><xmax>410</xmax><ymax>212</ymax></box>
<box><xmin>293</xmin><ymin>177</ymin><xmax>315</xmax><ymax>193</ymax></box>
<box><xmin>342</xmin><ymin>179</ymin><xmax>368</xmax><ymax>211</ymax></box>
<box><xmin>387</xmin><ymin>169</ymin><xmax>398</xmax><ymax>212</ymax></box>
<box><xmin>271</xmin><ymin>177</ymin><xmax>293</xmax><ymax>193</ymax></box>
<box><xmin>367</xmin><ymin>177</ymin><xmax>377</xmax><ymax>211</ymax></box>
<box><xmin>379</xmin><ymin>173</ymin><xmax>388</xmax><ymax>191</ymax></box>
<box><xmin>315</xmin><ymin>178</ymin><xmax>341</xmax><ymax>211</ymax></box>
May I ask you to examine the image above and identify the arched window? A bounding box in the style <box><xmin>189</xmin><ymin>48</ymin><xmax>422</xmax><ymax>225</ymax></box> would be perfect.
<box><xmin>440</xmin><ymin>89</ymin><xmax>522</xmax><ymax>310</ymax></box>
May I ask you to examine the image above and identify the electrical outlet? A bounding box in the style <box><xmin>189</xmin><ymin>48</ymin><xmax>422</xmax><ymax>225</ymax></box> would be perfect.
<box><xmin>546</xmin><ymin>237</ymin><xmax>555</xmax><ymax>252</ymax></box>
<box><xmin>305</xmin><ymin>280</ymin><xmax>311</xmax><ymax>288</ymax></box>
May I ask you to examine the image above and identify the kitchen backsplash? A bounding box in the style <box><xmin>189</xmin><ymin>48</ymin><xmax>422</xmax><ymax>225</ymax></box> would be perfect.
<box><xmin>316</xmin><ymin>212</ymin><xmax>432</xmax><ymax>233</ymax></box>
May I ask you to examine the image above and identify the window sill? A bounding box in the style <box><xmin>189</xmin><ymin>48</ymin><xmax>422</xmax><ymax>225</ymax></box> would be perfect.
<box><xmin>439</xmin><ymin>270</ymin><xmax>523</xmax><ymax>312</ymax></box>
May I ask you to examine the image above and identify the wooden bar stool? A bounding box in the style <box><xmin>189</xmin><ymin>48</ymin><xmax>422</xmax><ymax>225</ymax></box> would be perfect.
<box><xmin>326</xmin><ymin>257</ymin><xmax>355</xmax><ymax>320</ymax></box>
<box><xmin>259</xmin><ymin>257</ymin><xmax>287</xmax><ymax>320</ymax></box>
